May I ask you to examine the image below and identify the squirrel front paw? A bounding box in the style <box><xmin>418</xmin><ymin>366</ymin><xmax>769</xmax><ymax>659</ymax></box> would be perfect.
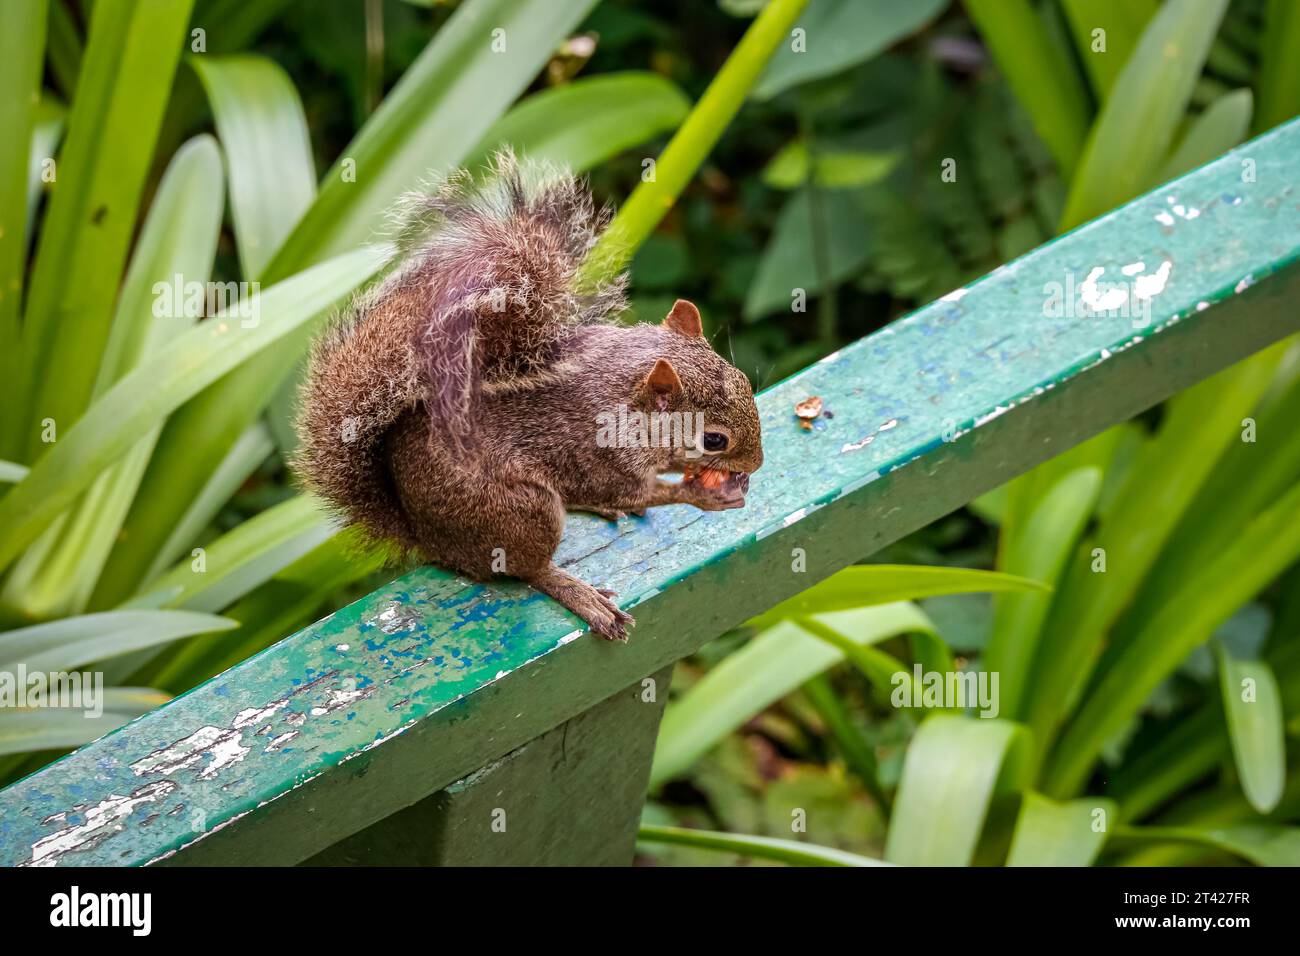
<box><xmin>529</xmin><ymin>566</ymin><xmax>636</xmax><ymax>642</ymax></box>
<box><xmin>681</xmin><ymin>471</ymin><xmax>749</xmax><ymax>511</ymax></box>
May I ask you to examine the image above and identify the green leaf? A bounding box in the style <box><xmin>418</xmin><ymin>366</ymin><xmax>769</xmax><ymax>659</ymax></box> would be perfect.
<box><xmin>0</xmin><ymin>135</ymin><xmax>227</xmax><ymax>620</ymax></box>
<box><xmin>983</xmin><ymin>467</ymin><xmax>1101</xmax><ymax>721</ymax></box>
<box><xmin>651</xmin><ymin>603</ymin><xmax>934</xmax><ymax>787</ymax></box>
<box><xmin>1005</xmin><ymin>792</ymin><xmax>1115</xmax><ymax>866</ymax></box>
<box><xmin>17</xmin><ymin>0</ymin><xmax>195</xmax><ymax>463</ymax></box>
<box><xmin>1060</xmin><ymin>0</ymin><xmax>1229</xmax><ymax>230</ymax></box>
<box><xmin>1215</xmin><ymin>641</ymin><xmax>1285</xmax><ymax>814</ymax></box>
<box><xmin>1046</xmin><ymin>477</ymin><xmax>1300</xmax><ymax>796</ymax></box>
<box><xmin>747</xmin><ymin>564</ymin><xmax>1048</xmax><ymax>631</ymax></box>
<box><xmin>1115</xmin><ymin>824</ymin><xmax>1300</xmax><ymax>867</ymax></box>
<box><xmin>884</xmin><ymin>714</ymin><xmax>1031</xmax><ymax>866</ymax></box>
<box><xmin>1058</xmin><ymin>0</ymin><xmax>1157</xmax><ymax>101</ymax></box>
<box><xmin>753</xmin><ymin>0</ymin><xmax>948</xmax><ymax>100</ymax></box>
<box><xmin>191</xmin><ymin>54</ymin><xmax>316</xmax><ymax>281</ymax></box>
<box><xmin>1256</xmin><ymin>0</ymin><xmax>1300</xmax><ymax>134</ymax></box>
<box><xmin>0</xmin><ymin>610</ymin><xmax>234</xmax><ymax>673</ymax></box>
<box><xmin>0</xmin><ymin>462</ymin><xmax>28</xmax><ymax>484</ymax></box>
<box><xmin>801</xmin><ymin>673</ymin><xmax>886</xmax><ymax>807</ymax></box>
<box><xmin>139</xmin><ymin>423</ymin><xmax>277</xmax><ymax>589</ymax></box>
<box><xmin>0</xmin><ymin>245</ymin><xmax>389</xmax><ymax>574</ymax></box>
<box><xmin>265</xmin><ymin>0</ymin><xmax>602</xmax><ymax>278</ymax></box>
<box><xmin>580</xmin><ymin>0</ymin><xmax>813</xmax><ymax>286</ymax></box>
<box><xmin>637</xmin><ymin>824</ymin><xmax>888</xmax><ymax>866</ymax></box>
<box><xmin>24</xmin><ymin>99</ymin><xmax>66</xmax><ymax>248</ymax></box>
<box><xmin>761</xmin><ymin>140</ymin><xmax>901</xmax><ymax>189</ymax></box>
<box><xmin>1157</xmin><ymin>88</ymin><xmax>1253</xmax><ymax>183</ymax></box>
<box><xmin>0</xmin><ymin>687</ymin><xmax>171</xmax><ymax>757</ymax></box>
<box><xmin>1030</xmin><ymin>346</ymin><xmax>1285</xmax><ymax>773</ymax></box>
<box><xmin>142</xmin><ymin>494</ymin><xmax>337</xmax><ymax>614</ymax></box>
<box><xmin>0</xmin><ymin>0</ymin><xmax>46</xmax><ymax>408</ymax></box>
<box><xmin>965</xmin><ymin>0</ymin><xmax>1091</xmax><ymax>178</ymax></box>
<box><xmin>463</xmin><ymin>73</ymin><xmax>690</xmax><ymax>175</ymax></box>
<box><xmin>742</xmin><ymin>187</ymin><xmax>871</xmax><ymax>320</ymax></box>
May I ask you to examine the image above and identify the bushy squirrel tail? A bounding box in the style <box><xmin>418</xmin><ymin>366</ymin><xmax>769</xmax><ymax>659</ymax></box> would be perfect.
<box><xmin>294</xmin><ymin>150</ymin><xmax>627</xmax><ymax>548</ymax></box>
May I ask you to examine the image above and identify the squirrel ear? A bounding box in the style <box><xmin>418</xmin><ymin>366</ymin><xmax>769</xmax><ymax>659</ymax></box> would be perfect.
<box><xmin>641</xmin><ymin>358</ymin><xmax>683</xmax><ymax>409</ymax></box>
<box><xmin>664</xmin><ymin>299</ymin><xmax>703</xmax><ymax>338</ymax></box>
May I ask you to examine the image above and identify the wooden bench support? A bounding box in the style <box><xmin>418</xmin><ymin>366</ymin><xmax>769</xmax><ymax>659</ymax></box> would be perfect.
<box><xmin>304</xmin><ymin>667</ymin><xmax>672</xmax><ymax>866</ymax></box>
<box><xmin>3</xmin><ymin>118</ymin><xmax>1299</xmax><ymax>867</ymax></box>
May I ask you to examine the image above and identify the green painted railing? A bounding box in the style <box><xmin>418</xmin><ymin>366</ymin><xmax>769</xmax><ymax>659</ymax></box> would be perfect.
<box><xmin>3</xmin><ymin>119</ymin><xmax>1299</xmax><ymax>867</ymax></box>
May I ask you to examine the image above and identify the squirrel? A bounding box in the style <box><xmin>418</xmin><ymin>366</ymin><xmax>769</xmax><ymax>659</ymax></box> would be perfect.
<box><xmin>295</xmin><ymin>151</ymin><xmax>763</xmax><ymax>641</ymax></box>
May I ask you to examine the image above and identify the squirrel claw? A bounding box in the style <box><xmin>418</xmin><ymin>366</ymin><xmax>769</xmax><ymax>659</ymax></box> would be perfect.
<box><xmin>531</xmin><ymin>567</ymin><xmax>635</xmax><ymax>643</ymax></box>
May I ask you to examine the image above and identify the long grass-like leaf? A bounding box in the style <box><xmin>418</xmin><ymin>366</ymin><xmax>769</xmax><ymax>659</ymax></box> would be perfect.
<box><xmin>1058</xmin><ymin>0</ymin><xmax>1156</xmax><ymax>101</ymax></box>
<box><xmin>637</xmin><ymin>824</ymin><xmax>887</xmax><ymax>867</ymax></box>
<box><xmin>139</xmin><ymin>424</ymin><xmax>276</xmax><ymax>592</ymax></box>
<box><xmin>1215</xmin><ymin>641</ymin><xmax>1285</xmax><ymax>814</ymax></box>
<box><xmin>0</xmin><ymin>0</ymin><xmax>48</xmax><ymax>459</ymax></box>
<box><xmin>191</xmin><ymin>54</ymin><xmax>316</xmax><ymax>281</ymax></box>
<box><xmin>266</xmin><ymin>0</ymin><xmax>601</xmax><ymax>277</ymax></box>
<box><xmin>884</xmin><ymin>714</ymin><xmax>1031</xmax><ymax>866</ymax></box>
<box><xmin>1157</xmin><ymin>88</ymin><xmax>1253</xmax><ymax>182</ymax></box>
<box><xmin>1060</xmin><ymin>0</ymin><xmax>1229</xmax><ymax>230</ymax></box>
<box><xmin>650</xmin><ymin>603</ymin><xmax>933</xmax><ymax>787</ymax></box>
<box><xmin>1255</xmin><ymin>0</ymin><xmax>1300</xmax><ymax>134</ymax></box>
<box><xmin>0</xmin><ymin>245</ymin><xmax>389</xmax><ymax>574</ymax></box>
<box><xmin>0</xmin><ymin>688</ymin><xmax>171</xmax><ymax>758</ymax></box>
<box><xmin>1025</xmin><ymin>346</ymin><xmax>1285</xmax><ymax>763</ymax></box>
<box><xmin>141</xmin><ymin>494</ymin><xmax>336</xmax><ymax>614</ymax></box>
<box><xmin>964</xmin><ymin>0</ymin><xmax>1091</xmax><ymax>178</ymax></box>
<box><xmin>0</xmin><ymin>135</ymin><xmax>226</xmax><ymax>621</ymax></box>
<box><xmin>579</xmin><ymin>0</ymin><xmax>812</xmax><ymax>286</ymax></box>
<box><xmin>44</xmin><ymin>0</ymin><xmax>81</xmax><ymax>99</ymax></box>
<box><xmin>17</xmin><ymin>0</ymin><xmax>195</xmax><ymax>463</ymax></box>
<box><xmin>0</xmin><ymin>609</ymin><xmax>234</xmax><ymax>673</ymax></box>
<box><xmin>1005</xmin><ymin>792</ymin><xmax>1114</xmax><ymax>866</ymax></box>
<box><xmin>464</xmin><ymin>73</ymin><xmax>690</xmax><ymax>175</ymax></box>
<box><xmin>1113</xmin><ymin>823</ymin><xmax>1300</xmax><ymax>867</ymax></box>
<box><xmin>983</xmin><ymin>467</ymin><xmax>1101</xmax><ymax>721</ymax></box>
<box><xmin>24</xmin><ymin>99</ymin><xmax>65</xmax><ymax>249</ymax></box>
<box><xmin>1046</xmin><ymin>478</ymin><xmax>1300</xmax><ymax>796</ymax></box>
<box><xmin>747</xmin><ymin>565</ymin><xmax>1047</xmax><ymax>631</ymax></box>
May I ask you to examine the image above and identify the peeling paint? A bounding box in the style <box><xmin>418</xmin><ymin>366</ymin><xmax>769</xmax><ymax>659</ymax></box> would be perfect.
<box><xmin>23</xmin><ymin>782</ymin><xmax>177</xmax><ymax>867</ymax></box>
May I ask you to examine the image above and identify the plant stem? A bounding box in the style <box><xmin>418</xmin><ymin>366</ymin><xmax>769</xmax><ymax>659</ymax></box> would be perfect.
<box><xmin>577</xmin><ymin>0</ymin><xmax>811</xmax><ymax>288</ymax></box>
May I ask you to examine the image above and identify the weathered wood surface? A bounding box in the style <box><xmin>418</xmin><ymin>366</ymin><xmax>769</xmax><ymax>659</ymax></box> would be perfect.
<box><xmin>302</xmin><ymin>667</ymin><xmax>672</xmax><ymax>866</ymax></box>
<box><xmin>2</xmin><ymin>118</ymin><xmax>1298</xmax><ymax>867</ymax></box>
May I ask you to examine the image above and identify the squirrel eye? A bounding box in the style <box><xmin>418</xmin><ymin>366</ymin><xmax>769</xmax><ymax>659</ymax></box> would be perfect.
<box><xmin>703</xmin><ymin>431</ymin><xmax>729</xmax><ymax>452</ymax></box>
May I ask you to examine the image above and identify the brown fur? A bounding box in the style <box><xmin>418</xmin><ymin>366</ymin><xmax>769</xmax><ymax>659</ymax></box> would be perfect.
<box><xmin>295</xmin><ymin>152</ymin><xmax>763</xmax><ymax>640</ymax></box>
